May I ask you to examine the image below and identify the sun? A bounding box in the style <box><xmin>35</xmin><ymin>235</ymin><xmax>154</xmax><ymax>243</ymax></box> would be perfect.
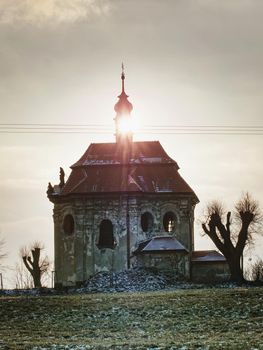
<box><xmin>118</xmin><ymin>116</ymin><xmax>134</xmax><ymax>135</ymax></box>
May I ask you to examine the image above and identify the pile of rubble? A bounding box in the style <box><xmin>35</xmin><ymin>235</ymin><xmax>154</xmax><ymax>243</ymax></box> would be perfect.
<box><xmin>1</xmin><ymin>269</ymin><xmax>243</xmax><ymax>296</ymax></box>
<box><xmin>78</xmin><ymin>268</ymin><xmax>200</xmax><ymax>293</ymax></box>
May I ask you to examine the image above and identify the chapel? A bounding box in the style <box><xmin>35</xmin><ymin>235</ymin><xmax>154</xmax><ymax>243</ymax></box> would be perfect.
<box><xmin>47</xmin><ymin>68</ymin><xmax>228</xmax><ymax>287</ymax></box>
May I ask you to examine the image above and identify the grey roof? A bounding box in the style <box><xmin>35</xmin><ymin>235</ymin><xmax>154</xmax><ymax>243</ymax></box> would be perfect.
<box><xmin>134</xmin><ymin>236</ymin><xmax>188</xmax><ymax>255</ymax></box>
<box><xmin>192</xmin><ymin>250</ymin><xmax>227</xmax><ymax>263</ymax></box>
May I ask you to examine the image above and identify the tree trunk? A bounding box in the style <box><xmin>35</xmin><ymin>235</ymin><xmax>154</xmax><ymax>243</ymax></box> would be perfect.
<box><xmin>32</xmin><ymin>266</ymin><xmax>41</xmax><ymax>288</ymax></box>
<box><xmin>227</xmin><ymin>254</ymin><xmax>244</xmax><ymax>283</ymax></box>
<box><xmin>22</xmin><ymin>248</ymin><xmax>42</xmax><ymax>288</ymax></box>
<box><xmin>33</xmin><ymin>271</ymin><xmax>42</xmax><ymax>288</ymax></box>
<box><xmin>31</xmin><ymin>248</ymin><xmax>42</xmax><ymax>288</ymax></box>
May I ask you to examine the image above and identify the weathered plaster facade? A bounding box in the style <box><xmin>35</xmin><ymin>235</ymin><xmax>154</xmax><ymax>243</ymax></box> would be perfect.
<box><xmin>50</xmin><ymin>193</ymin><xmax>196</xmax><ymax>287</ymax></box>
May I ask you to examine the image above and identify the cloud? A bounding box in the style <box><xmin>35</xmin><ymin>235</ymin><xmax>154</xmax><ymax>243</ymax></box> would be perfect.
<box><xmin>0</xmin><ymin>0</ymin><xmax>110</xmax><ymax>25</ymax></box>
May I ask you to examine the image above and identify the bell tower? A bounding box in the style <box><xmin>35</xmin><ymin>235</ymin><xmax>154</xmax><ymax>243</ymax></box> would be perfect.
<box><xmin>114</xmin><ymin>64</ymin><xmax>133</xmax><ymax>144</ymax></box>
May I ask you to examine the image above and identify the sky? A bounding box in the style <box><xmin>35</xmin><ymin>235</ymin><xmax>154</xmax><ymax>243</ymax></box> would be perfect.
<box><xmin>0</xmin><ymin>0</ymin><xmax>263</xmax><ymax>288</ymax></box>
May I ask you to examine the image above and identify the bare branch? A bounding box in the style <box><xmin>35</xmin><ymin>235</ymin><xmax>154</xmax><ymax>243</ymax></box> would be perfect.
<box><xmin>31</xmin><ymin>241</ymin><xmax>44</xmax><ymax>250</ymax></box>
<box><xmin>40</xmin><ymin>255</ymin><xmax>51</xmax><ymax>274</ymax></box>
<box><xmin>22</xmin><ymin>256</ymin><xmax>33</xmax><ymax>274</ymax></box>
<box><xmin>204</xmin><ymin>200</ymin><xmax>225</xmax><ymax>223</ymax></box>
<box><xmin>202</xmin><ymin>222</ymin><xmax>226</xmax><ymax>254</ymax></box>
<box><xmin>13</xmin><ymin>261</ymin><xmax>34</xmax><ymax>289</ymax></box>
<box><xmin>226</xmin><ymin>212</ymin><xmax>231</xmax><ymax>237</ymax></box>
<box><xmin>20</xmin><ymin>246</ymin><xmax>30</xmax><ymax>258</ymax></box>
<box><xmin>0</xmin><ymin>236</ymin><xmax>7</xmax><ymax>267</ymax></box>
<box><xmin>244</xmin><ymin>258</ymin><xmax>263</xmax><ymax>282</ymax></box>
<box><xmin>27</xmin><ymin>256</ymin><xmax>34</xmax><ymax>268</ymax></box>
<box><xmin>235</xmin><ymin>192</ymin><xmax>262</xmax><ymax>228</ymax></box>
<box><xmin>235</xmin><ymin>192</ymin><xmax>260</xmax><ymax>218</ymax></box>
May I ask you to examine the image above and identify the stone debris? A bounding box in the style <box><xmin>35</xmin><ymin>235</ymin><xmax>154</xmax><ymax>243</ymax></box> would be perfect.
<box><xmin>0</xmin><ymin>268</ymin><xmax>245</xmax><ymax>296</ymax></box>
<box><xmin>77</xmin><ymin>268</ymin><xmax>205</xmax><ymax>293</ymax></box>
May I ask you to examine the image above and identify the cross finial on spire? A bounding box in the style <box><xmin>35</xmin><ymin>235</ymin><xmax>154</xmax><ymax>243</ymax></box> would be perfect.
<box><xmin>121</xmin><ymin>62</ymin><xmax>125</xmax><ymax>92</ymax></box>
<box><xmin>121</xmin><ymin>62</ymin><xmax>125</xmax><ymax>77</ymax></box>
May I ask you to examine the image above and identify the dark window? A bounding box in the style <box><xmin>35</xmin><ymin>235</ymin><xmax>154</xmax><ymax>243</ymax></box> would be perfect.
<box><xmin>63</xmin><ymin>214</ymin><xmax>74</xmax><ymax>235</ymax></box>
<box><xmin>98</xmin><ymin>220</ymin><xmax>115</xmax><ymax>249</ymax></box>
<box><xmin>163</xmin><ymin>211</ymin><xmax>176</xmax><ymax>232</ymax></box>
<box><xmin>141</xmin><ymin>212</ymin><xmax>154</xmax><ymax>232</ymax></box>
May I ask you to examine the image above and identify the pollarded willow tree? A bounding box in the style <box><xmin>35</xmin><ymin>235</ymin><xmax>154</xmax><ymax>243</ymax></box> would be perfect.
<box><xmin>20</xmin><ymin>241</ymin><xmax>50</xmax><ymax>288</ymax></box>
<box><xmin>202</xmin><ymin>193</ymin><xmax>262</xmax><ymax>283</ymax></box>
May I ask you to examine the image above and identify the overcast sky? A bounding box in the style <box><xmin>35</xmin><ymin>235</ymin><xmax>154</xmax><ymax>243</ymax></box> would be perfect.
<box><xmin>0</xmin><ymin>0</ymin><xmax>263</xmax><ymax>287</ymax></box>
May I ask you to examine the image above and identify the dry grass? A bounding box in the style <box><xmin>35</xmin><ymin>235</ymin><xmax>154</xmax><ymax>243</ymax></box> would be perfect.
<box><xmin>0</xmin><ymin>288</ymin><xmax>262</xmax><ymax>349</ymax></box>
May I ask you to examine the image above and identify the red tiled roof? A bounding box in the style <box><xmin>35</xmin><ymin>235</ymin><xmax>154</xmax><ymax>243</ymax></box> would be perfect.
<box><xmin>191</xmin><ymin>250</ymin><xmax>227</xmax><ymax>263</ymax></box>
<box><xmin>57</xmin><ymin>141</ymin><xmax>198</xmax><ymax>200</ymax></box>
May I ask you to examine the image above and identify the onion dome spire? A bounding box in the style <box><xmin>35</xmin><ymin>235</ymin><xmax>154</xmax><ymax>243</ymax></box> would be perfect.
<box><xmin>114</xmin><ymin>63</ymin><xmax>133</xmax><ymax>115</ymax></box>
<box><xmin>114</xmin><ymin>64</ymin><xmax>133</xmax><ymax>144</ymax></box>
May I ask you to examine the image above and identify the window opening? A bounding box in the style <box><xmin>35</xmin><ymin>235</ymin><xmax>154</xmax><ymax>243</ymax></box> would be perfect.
<box><xmin>98</xmin><ymin>219</ymin><xmax>115</xmax><ymax>249</ymax></box>
<box><xmin>163</xmin><ymin>211</ymin><xmax>176</xmax><ymax>232</ymax></box>
<box><xmin>141</xmin><ymin>212</ymin><xmax>154</xmax><ymax>232</ymax></box>
<box><xmin>63</xmin><ymin>214</ymin><xmax>75</xmax><ymax>235</ymax></box>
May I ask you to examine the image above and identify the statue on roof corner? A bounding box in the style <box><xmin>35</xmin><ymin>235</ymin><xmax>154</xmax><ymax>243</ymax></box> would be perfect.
<box><xmin>47</xmin><ymin>182</ymin><xmax>54</xmax><ymax>196</ymax></box>
<box><xmin>59</xmin><ymin>167</ymin><xmax>65</xmax><ymax>188</ymax></box>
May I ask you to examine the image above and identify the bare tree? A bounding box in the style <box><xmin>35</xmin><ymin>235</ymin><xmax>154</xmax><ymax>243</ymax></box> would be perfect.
<box><xmin>13</xmin><ymin>261</ymin><xmax>34</xmax><ymax>289</ymax></box>
<box><xmin>202</xmin><ymin>193</ymin><xmax>262</xmax><ymax>283</ymax></box>
<box><xmin>245</xmin><ymin>259</ymin><xmax>263</xmax><ymax>282</ymax></box>
<box><xmin>20</xmin><ymin>241</ymin><xmax>50</xmax><ymax>288</ymax></box>
<box><xmin>0</xmin><ymin>235</ymin><xmax>7</xmax><ymax>269</ymax></box>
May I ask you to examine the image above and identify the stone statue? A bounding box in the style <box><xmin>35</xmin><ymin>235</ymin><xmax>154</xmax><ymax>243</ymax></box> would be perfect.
<box><xmin>59</xmin><ymin>167</ymin><xmax>65</xmax><ymax>188</ymax></box>
<box><xmin>47</xmin><ymin>182</ymin><xmax>54</xmax><ymax>196</ymax></box>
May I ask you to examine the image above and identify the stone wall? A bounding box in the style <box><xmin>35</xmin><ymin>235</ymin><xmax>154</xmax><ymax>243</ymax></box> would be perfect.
<box><xmin>192</xmin><ymin>262</ymin><xmax>230</xmax><ymax>283</ymax></box>
<box><xmin>53</xmin><ymin>193</ymin><xmax>195</xmax><ymax>287</ymax></box>
<box><xmin>135</xmin><ymin>253</ymin><xmax>190</xmax><ymax>279</ymax></box>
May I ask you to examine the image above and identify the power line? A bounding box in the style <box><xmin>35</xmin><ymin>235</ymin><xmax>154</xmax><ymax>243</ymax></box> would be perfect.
<box><xmin>1</xmin><ymin>123</ymin><xmax>263</xmax><ymax>128</ymax></box>
<box><xmin>1</xmin><ymin>131</ymin><xmax>262</xmax><ymax>135</ymax></box>
<box><xmin>0</xmin><ymin>123</ymin><xmax>112</xmax><ymax>127</ymax></box>
<box><xmin>0</xmin><ymin>123</ymin><xmax>262</xmax><ymax>134</ymax></box>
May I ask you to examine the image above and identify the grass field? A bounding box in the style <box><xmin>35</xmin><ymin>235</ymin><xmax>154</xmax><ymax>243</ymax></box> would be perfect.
<box><xmin>0</xmin><ymin>288</ymin><xmax>262</xmax><ymax>350</ymax></box>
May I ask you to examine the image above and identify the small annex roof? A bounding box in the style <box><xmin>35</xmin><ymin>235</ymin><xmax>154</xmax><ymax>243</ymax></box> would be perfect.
<box><xmin>191</xmin><ymin>250</ymin><xmax>227</xmax><ymax>263</ymax></box>
<box><xmin>133</xmin><ymin>236</ymin><xmax>189</xmax><ymax>255</ymax></box>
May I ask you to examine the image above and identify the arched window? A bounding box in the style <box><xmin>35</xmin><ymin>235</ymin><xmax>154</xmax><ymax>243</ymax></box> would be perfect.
<box><xmin>141</xmin><ymin>212</ymin><xmax>154</xmax><ymax>232</ymax></box>
<box><xmin>98</xmin><ymin>220</ymin><xmax>115</xmax><ymax>249</ymax></box>
<box><xmin>163</xmin><ymin>211</ymin><xmax>176</xmax><ymax>233</ymax></box>
<box><xmin>63</xmin><ymin>214</ymin><xmax>75</xmax><ymax>235</ymax></box>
